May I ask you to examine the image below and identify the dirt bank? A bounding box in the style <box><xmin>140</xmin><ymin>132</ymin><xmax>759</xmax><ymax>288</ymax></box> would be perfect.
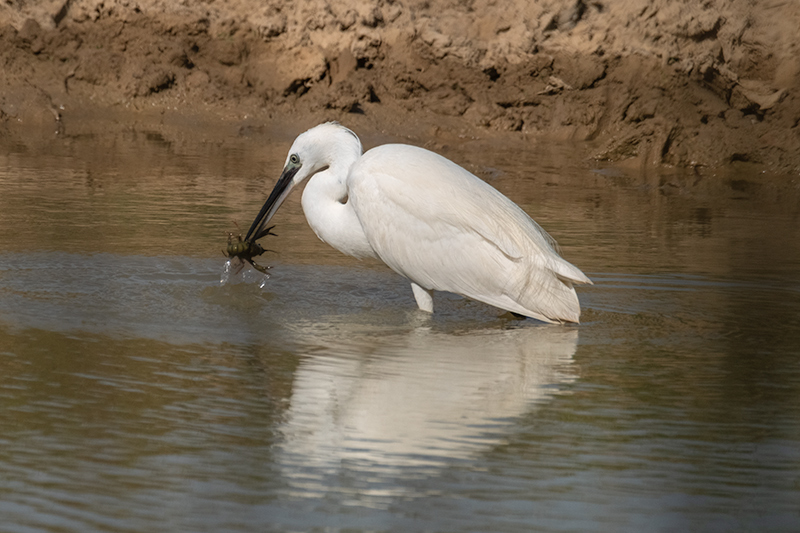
<box><xmin>2</xmin><ymin>0</ymin><xmax>800</xmax><ymax>176</ymax></box>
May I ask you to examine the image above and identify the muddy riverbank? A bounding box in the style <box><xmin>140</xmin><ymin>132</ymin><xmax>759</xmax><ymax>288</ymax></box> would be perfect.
<box><xmin>2</xmin><ymin>0</ymin><xmax>800</xmax><ymax>177</ymax></box>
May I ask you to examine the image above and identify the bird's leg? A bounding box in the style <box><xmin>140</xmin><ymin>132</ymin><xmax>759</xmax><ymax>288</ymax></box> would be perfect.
<box><xmin>410</xmin><ymin>283</ymin><xmax>434</xmax><ymax>313</ymax></box>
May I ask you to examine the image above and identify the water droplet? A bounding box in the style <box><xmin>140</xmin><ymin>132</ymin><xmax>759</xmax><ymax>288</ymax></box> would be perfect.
<box><xmin>220</xmin><ymin>260</ymin><xmax>233</xmax><ymax>285</ymax></box>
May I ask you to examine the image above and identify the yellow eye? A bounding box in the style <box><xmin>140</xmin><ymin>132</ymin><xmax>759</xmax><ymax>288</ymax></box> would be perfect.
<box><xmin>290</xmin><ymin>154</ymin><xmax>300</xmax><ymax>165</ymax></box>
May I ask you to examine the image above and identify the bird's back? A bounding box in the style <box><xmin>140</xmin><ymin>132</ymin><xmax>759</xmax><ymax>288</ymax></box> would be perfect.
<box><xmin>349</xmin><ymin>144</ymin><xmax>591</xmax><ymax>323</ymax></box>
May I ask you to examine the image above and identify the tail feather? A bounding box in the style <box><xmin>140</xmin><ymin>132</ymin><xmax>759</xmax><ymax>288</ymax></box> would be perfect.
<box><xmin>502</xmin><ymin>258</ymin><xmax>588</xmax><ymax>324</ymax></box>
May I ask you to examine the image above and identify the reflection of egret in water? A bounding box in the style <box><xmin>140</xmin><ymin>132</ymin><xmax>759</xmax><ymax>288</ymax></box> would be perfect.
<box><xmin>277</xmin><ymin>324</ymin><xmax>578</xmax><ymax>503</ymax></box>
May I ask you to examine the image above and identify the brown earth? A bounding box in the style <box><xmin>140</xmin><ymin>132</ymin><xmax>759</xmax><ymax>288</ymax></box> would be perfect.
<box><xmin>2</xmin><ymin>0</ymin><xmax>800</xmax><ymax>177</ymax></box>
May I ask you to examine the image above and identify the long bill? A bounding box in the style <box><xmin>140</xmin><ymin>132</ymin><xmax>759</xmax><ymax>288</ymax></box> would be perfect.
<box><xmin>245</xmin><ymin>165</ymin><xmax>300</xmax><ymax>242</ymax></box>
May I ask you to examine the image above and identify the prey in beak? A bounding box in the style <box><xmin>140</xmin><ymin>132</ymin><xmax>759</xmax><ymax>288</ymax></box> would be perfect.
<box><xmin>229</xmin><ymin>155</ymin><xmax>301</xmax><ymax>274</ymax></box>
<box><xmin>223</xmin><ymin>226</ymin><xmax>276</xmax><ymax>275</ymax></box>
<box><xmin>230</xmin><ymin>149</ymin><xmax>303</xmax><ymax>275</ymax></box>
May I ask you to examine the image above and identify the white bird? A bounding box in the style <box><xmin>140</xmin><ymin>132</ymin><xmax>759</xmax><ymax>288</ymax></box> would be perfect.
<box><xmin>245</xmin><ymin>122</ymin><xmax>592</xmax><ymax>323</ymax></box>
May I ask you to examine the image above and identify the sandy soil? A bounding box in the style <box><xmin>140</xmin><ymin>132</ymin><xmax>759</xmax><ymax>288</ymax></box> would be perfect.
<box><xmin>2</xmin><ymin>0</ymin><xmax>800</xmax><ymax>176</ymax></box>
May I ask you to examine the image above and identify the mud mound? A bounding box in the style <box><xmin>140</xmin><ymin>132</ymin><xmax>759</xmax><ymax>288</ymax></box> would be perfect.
<box><xmin>2</xmin><ymin>0</ymin><xmax>799</xmax><ymax>175</ymax></box>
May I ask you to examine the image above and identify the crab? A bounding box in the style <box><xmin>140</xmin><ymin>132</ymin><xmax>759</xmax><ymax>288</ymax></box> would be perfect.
<box><xmin>223</xmin><ymin>223</ymin><xmax>276</xmax><ymax>275</ymax></box>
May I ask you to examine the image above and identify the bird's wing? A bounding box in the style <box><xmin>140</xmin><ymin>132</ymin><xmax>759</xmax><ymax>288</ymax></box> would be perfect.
<box><xmin>350</xmin><ymin>145</ymin><xmax>589</xmax><ymax>322</ymax></box>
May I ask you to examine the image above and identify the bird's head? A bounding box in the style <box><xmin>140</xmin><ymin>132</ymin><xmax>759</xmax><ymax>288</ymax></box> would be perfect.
<box><xmin>245</xmin><ymin>122</ymin><xmax>362</xmax><ymax>242</ymax></box>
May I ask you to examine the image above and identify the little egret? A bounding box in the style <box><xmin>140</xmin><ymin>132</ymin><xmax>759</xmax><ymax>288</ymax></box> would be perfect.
<box><xmin>245</xmin><ymin>122</ymin><xmax>591</xmax><ymax>323</ymax></box>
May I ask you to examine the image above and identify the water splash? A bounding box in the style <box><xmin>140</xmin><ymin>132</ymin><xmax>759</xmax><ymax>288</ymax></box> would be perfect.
<box><xmin>219</xmin><ymin>259</ymin><xmax>270</xmax><ymax>287</ymax></box>
<box><xmin>219</xmin><ymin>259</ymin><xmax>235</xmax><ymax>286</ymax></box>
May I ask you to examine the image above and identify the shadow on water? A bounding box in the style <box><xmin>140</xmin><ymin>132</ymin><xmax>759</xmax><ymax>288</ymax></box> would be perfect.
<box><xmin>1</xmin><ymin>129</ymin><xmax>800</xmax><ymax>531</ymax></box>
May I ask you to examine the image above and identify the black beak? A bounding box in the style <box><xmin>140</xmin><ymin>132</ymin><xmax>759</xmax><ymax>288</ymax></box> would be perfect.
<box><xmin>245</xmin><ymin>165</ymin><xmax>300</xmax><ymax>242</ymax></box>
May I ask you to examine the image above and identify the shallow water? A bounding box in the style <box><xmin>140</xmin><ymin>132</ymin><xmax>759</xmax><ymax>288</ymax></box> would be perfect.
<box><xmin>1</xmin><ymin>128</ymin><xmax>799</xmax><ymax>532</ymax></box>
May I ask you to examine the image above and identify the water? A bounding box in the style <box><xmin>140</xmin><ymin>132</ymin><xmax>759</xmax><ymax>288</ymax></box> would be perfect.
<box><xmin>1</xmin><ymin>127</ymin><xmax>799</xmax><ymax>532</ymax></box>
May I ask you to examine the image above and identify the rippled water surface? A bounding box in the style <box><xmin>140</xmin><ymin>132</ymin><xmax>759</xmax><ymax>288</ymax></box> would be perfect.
<box><xmin>1</xmin><ymin>127</ymin><xmax>799</xmax><ymax>532</ymax></box>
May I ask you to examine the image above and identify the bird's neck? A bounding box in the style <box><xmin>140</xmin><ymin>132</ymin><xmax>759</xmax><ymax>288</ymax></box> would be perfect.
<box><xmin>301</xmin><ymin>167</ymin><xmax>376</xmax><ymax>259</ymax></box>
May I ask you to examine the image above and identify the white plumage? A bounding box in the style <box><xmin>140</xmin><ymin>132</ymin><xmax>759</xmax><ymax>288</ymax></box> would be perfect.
<box><xmin>245</xmin><ymin>122</ymin><xmax>591</xmax><ymax>323</ymax></box>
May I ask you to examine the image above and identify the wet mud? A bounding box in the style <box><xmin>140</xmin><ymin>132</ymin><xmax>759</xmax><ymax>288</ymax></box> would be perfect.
<box><xmin>2</xmin><ymin>0</ymin><xmax>800</xmax><ymax>177</ymax></box>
